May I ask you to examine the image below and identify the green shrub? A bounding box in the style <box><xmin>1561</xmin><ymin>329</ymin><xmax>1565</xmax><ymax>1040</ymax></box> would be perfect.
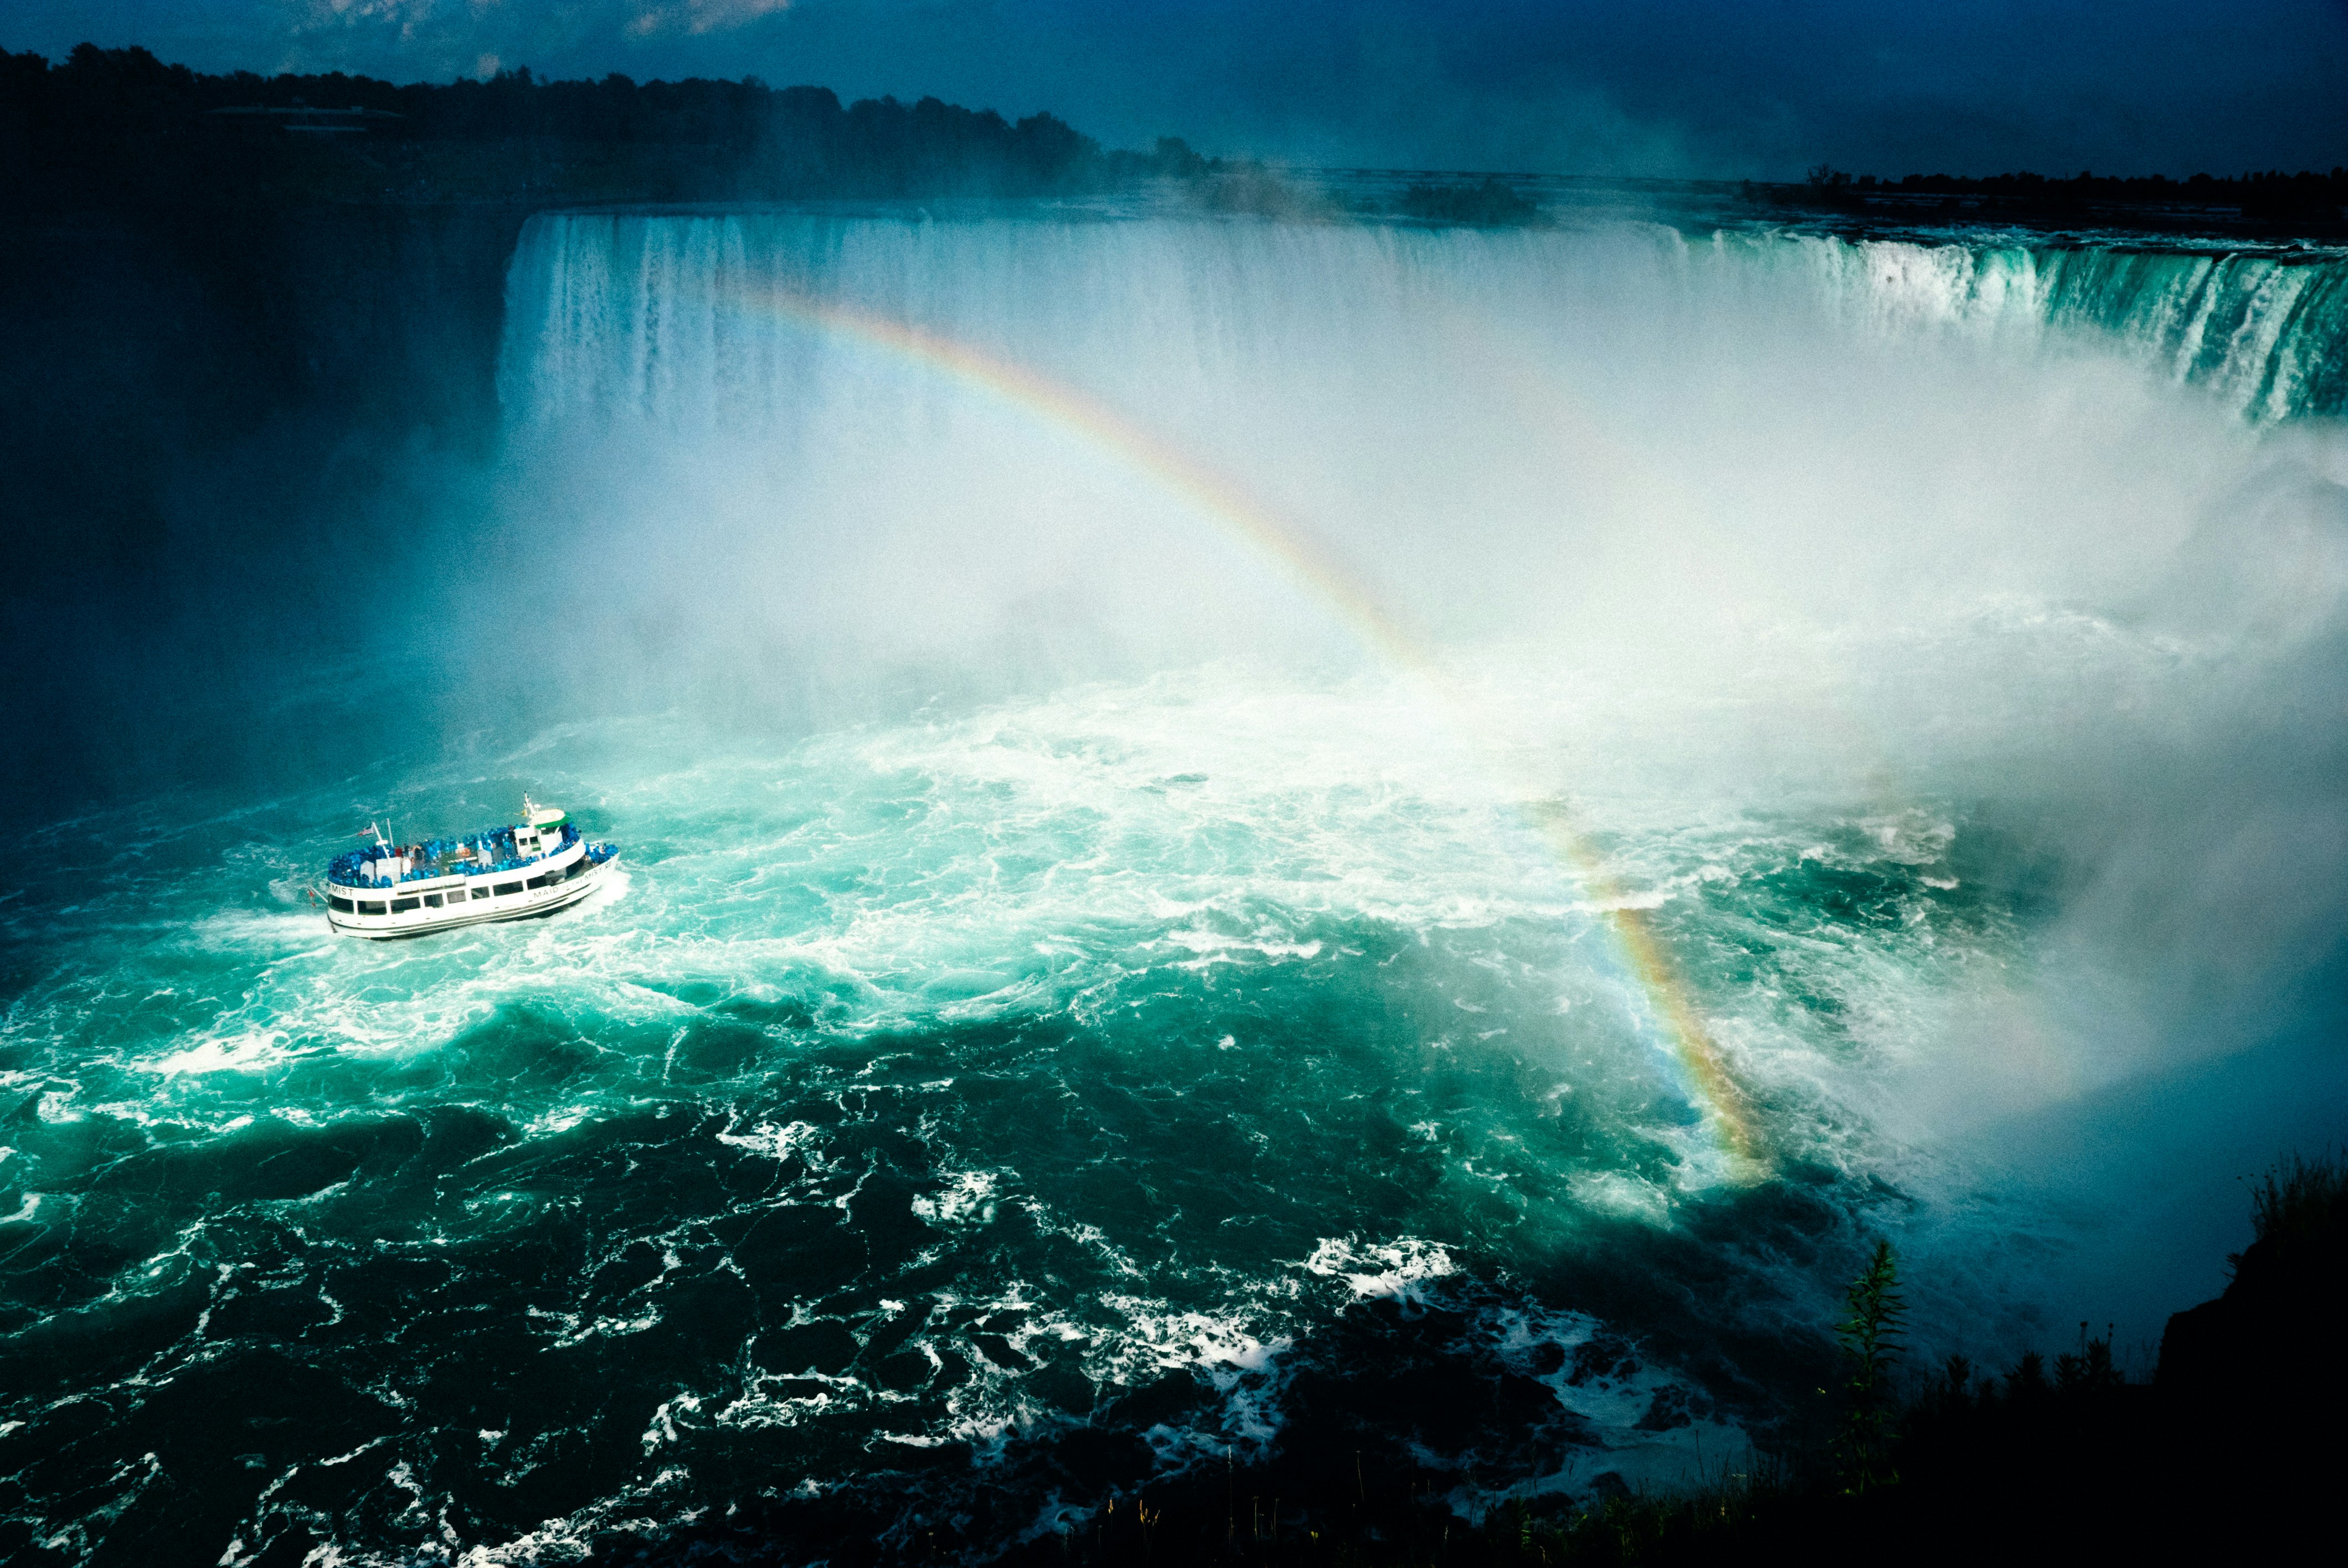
<box><xmin>1834</xmin><ymin>1239</ymin><xmax>1905</xmax><ymax>1492</ymax></box>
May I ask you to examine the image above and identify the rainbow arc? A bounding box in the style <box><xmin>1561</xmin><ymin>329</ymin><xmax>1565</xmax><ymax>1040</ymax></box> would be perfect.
<box><xmin>723</xmin><ymin>277</ymin><xmax>1765</xmax><ymax>1174</ymax></box>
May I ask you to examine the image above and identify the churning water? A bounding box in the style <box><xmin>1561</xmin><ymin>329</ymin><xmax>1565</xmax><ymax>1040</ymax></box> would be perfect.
<box><xmin>4</xmin><ymin>211</ymin><xmax>2346</xmax><ymax>1564</ymax></box>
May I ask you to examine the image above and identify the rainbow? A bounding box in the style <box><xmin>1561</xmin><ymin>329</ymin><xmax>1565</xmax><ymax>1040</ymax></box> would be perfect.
<box><xmin>721</xmin><ymin>278</ymin><xmax>1764</xmax><ymax>1173</ymax></box>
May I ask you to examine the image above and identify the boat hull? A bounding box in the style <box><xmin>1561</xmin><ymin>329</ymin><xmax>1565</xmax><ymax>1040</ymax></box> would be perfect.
<box><xmin>324</xmin><ymin>852</ymin><xmax>620</xmax><ymax>940</ymax></box>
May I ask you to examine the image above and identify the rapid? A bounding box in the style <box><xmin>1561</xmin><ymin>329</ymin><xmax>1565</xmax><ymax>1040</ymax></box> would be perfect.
<box><xmin>3</xmin><ymin>208</ymin><xmax>2345</xmax><ymax>1564</ymax></box>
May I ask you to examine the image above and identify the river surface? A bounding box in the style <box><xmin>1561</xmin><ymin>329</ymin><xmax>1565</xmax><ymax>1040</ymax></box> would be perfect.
<box><xmin>4</xmin><ymin>209</ymin><xmax>2346</xmax><ymax>1564</ymax></box>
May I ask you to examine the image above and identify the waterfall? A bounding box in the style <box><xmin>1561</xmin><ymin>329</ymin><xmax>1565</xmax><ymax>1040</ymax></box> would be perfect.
<box><xmin>483</xmin><ymin>210</ymin><xmax>2346</xmax><ymax>742</ymax></box>
<box><xmin>503</xmin><ymin>212</ymin><xmax>2348</xmax><ymax>436</ymax></box>
<box><xmin>1719</xmin><ymin>231</ymin><xmax>2348</xmax><ymax>422</ymax></box>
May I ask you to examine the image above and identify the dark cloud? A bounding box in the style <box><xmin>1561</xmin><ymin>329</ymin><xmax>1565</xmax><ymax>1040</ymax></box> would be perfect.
<box><xmin>9</xmin><ymin>0</ymin><xmax>2345</xmax><ymax>175</ymax></box>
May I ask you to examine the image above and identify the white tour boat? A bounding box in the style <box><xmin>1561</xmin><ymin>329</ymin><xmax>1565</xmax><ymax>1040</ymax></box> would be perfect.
<box><xmin>321</xmin><ymin>797</ymin><xmax>620</xmax><ymax>939</ymax></box>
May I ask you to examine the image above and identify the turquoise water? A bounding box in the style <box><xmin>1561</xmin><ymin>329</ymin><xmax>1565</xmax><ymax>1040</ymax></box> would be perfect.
<box><xmin>1</xmin><ymin>670</ymin><xmax>2046</xmax><ymax>1561</ymax></box>
<box><xmin>5</xmin><ymin>213</ymin><xmax>2345</xmax><ymax>1563</ymax></box>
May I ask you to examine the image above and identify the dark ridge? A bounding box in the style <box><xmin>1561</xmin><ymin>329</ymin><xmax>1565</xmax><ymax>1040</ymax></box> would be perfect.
<box><xmin>9</xmin><ymin>43</ymin><xmax>2342</xmax><ymax>224</ymax></box>
<box><xmin>0</xmin><ymin>42</ymin><xmax>1219</xmax><ymax>208</ymax></box>
<box><xmin>2158</xmin><ymin>1148</ymin><xmax>2348</xmax><ymax>1418</ymax></box>
<box><xmin>1741</xmin><ymin>162</ymin><xmax>2348</xmax><ymax>236</ymax></box>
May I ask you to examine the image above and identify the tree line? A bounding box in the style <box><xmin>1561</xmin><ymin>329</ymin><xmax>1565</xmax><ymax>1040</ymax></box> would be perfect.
<box><xmin>0</xmin><ymin>43</ymin><xmax>1210</xmax><ymax>207</ymax></box>
<box><xmin>1800</xmin><ymin>161</ymin><xmax>2347</xmax><ymax>219</ymax></box>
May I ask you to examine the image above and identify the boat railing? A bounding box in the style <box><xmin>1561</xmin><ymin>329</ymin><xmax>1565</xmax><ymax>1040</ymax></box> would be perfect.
<box><xmin>326</xmin><ymin>822</ymin><xmax>583</xmax><ymax>887</ymax></box>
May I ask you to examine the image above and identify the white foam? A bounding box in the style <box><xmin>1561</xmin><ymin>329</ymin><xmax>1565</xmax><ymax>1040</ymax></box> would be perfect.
<box><xmin>713</xmin><ymin>1117</ymin><xmax>826</xmax><ymax>1165</ymax></box>
<box><xmin>911</xmin><ymin>1169</ymin><xmax>1000</xmax><ymax>1227</ymax></box>
<box><xmin>1302</xmin><ymin>1236</ymin><xmax>1458</xmax><ymax>1304</ymax></box>
<box><xmin>146</xmin><ymin>1030</ymin><xmax>298</xmax><ymax>1079</ymax></box>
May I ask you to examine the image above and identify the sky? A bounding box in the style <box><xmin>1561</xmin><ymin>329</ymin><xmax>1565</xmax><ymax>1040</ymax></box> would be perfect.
<box><xmin>9</xmin><ymin>0</ymin><xmax>2348</xmax><ymax>178</ymax></box>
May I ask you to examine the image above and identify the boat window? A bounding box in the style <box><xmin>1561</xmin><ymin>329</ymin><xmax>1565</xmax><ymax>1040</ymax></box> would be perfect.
<box><xmin>358</xmin><ymin>901</ymin><xmax>387</xmax><ymax>915</ymax></box>
<box><xmin>471</xmin><ymin>887</ymin><xmax>490</xmax><ymax>900</ymax></box>
<box><xmin>495</xmin><ymin>881</ymin><xmax>522</xmax><ymax>896</ymax></box>
<box><xmin>391</xmin><ymin>897</ymin><xmax>420</xmax><ymax>913</ymax></box>
<box><xmin>424</xmin><ymin>894</ymin><xmax>443</xmax><ymax>908</ymax></box>
<box><xmin>328</xmin><ymin>897</ymin><xmax>355</xmax><ymax>914</ymax></box>
<box><xmin>527</xmin><ymin>874</ymin><xmax>550</xmax><ymax>890</ymax></box>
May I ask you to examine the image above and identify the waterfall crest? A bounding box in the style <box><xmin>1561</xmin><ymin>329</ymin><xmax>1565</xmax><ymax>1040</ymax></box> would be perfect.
<box><xmin>503</xmin><ymin>213</ymin><xmax>2348</xmax><ymax>435</ymax></box>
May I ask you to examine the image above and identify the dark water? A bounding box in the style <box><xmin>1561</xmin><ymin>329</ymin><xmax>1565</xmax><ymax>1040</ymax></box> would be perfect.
<box><xmin>3</xmin><ymin>213</ymin><xmax>2345</xmax><ymax>1564</ymax></box>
